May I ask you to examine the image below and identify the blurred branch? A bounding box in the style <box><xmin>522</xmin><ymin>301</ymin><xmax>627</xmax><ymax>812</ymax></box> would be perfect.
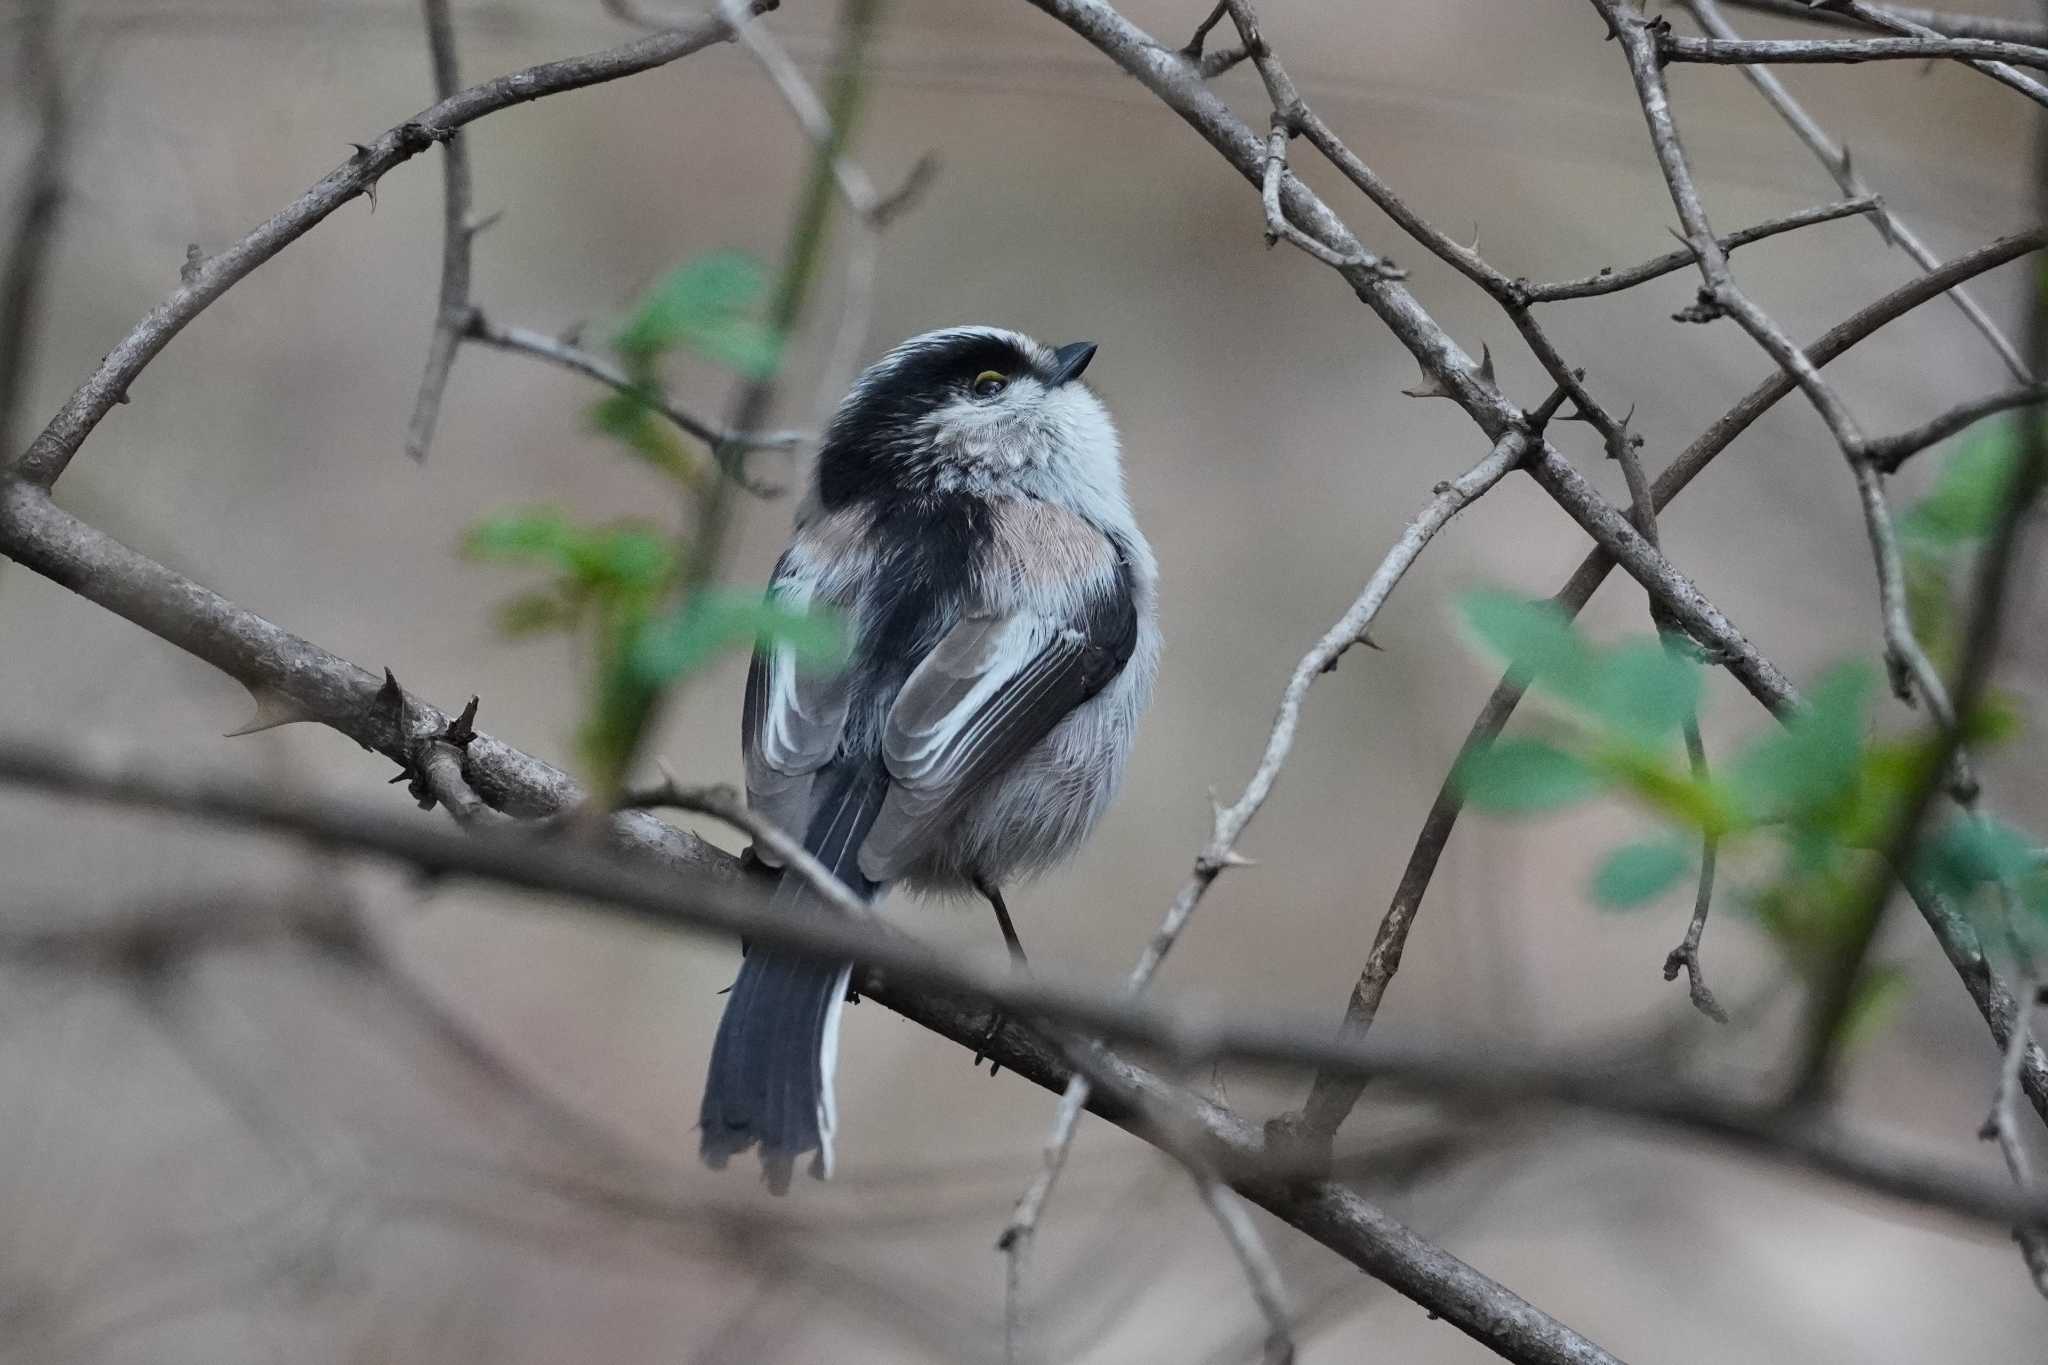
<box><xmin>8</xmin><ymin>0</ymin><xmax>778</xmax><ymax>490</ymax></box>
<box><xmin>1684</xmin><ymin>0</ymin><xmax>2034</xmax><ymax>382</ymax></box>
<box><xmin>0</xmin><ymin>0</ymin><xmax>70</xmax><ymax>456</ymax></box>
<box><xmin>401</xmin><ymin>0</ymin><xmax>474</xmax><ymax>463</ymax></box>
<box><xmin>11</xmin><ymin>735</ymin><xmax>2048</xmax><ymax>1244</ymax></box>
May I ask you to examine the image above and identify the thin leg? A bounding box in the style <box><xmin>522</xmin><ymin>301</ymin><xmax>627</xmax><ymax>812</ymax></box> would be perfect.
<box><xmin>973</xmin><ymin>874</ymin><xmax>1027</xmax><ymax>1074</ymax></box>
<box><xmin>976</xmin><ymin>873</ymin><xmax>1029</xmax><ymax>968</ymax></box>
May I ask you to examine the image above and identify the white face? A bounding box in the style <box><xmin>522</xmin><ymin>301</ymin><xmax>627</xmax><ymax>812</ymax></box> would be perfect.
<box><xmin>912</xmin><ymin>329</ymin><xmax>1131</xmax><ymax>524</ymax></box>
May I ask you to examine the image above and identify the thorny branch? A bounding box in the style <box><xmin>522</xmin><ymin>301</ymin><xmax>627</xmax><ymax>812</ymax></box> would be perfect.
<box><xmin>1277</xmin><ymin>231</ymin><xmax>2046</xmax><ymax>1152</ymax></box>
<box><xmin>1596</xmin><ymin>0</ymin><xmax>1965</xmax><ymax>785</ymax></box>
<box><xmin>1658</xmin><ymin>31</ymin><xmax>2048</xmax><ymax>88</ymax></box>
<box><xmin>1521</xmin><ymin>196</ymin><xmax>1881</xmax><ymax>303</ymax></box>
<box><xmin>1684</xmin><ymin>0</ymin><xmax>2033</xmax><ymax>383</ymax></box>
<box><xmin>1811</xmin><ymin>0</ymin><xmax>2048</xmax><ymax>111</ymax></box>
<box><xmin>1720</xmin><ymin>0</ymin><xmax>2048</xmax><ymax>46</ymax></box>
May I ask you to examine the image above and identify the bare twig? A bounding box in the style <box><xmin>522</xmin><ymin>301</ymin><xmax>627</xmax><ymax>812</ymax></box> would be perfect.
<box><xmin>1663</xmin><ymin>733</ymin><xmax>1728</xmax><ymax>1024</ymax></box>
<box><xmin>620</xmin><ymin>769</ymin><xmax>868</xmax><ymax>919</ymax></box>
<box><xmin>0</xmin><ymin>0</ymin><xmax>69</xmax><ymax>455</ymax></box>
<box><xmin>1815</xmin><ymin>0</ymin><xmax>2048</xmax><ymax>109</ymax></box>
<box><xmin>10</xmin><ymin>0</ymin><xmax>778</xmax><ymax>489</ymax></box>
<box><xmin>1259</xmin><ymin>117</ymin><xmax>1382</xmax><ymax>272</ymax></box>
<box><xmin>1610</xmin><ymin>400</ymin><xmax>1729</xmax><ymax>1026</ymax></box>
<box><xmin>1720</xmin><ymin>0</ymin><xmax>2048</xmax><ymax>45</ymax></box>
<box><xmin>463</xmin><ymin>309</ymin><xmax>805</xmax><ymax>484</ymax></box>
<box><xmin>1980</xmin><ymin>965</ymin><xmax>2048</xmax><ymax>1296</ymax></box>
<box><xmin>402</xmin><ymin>0</ymin><xmax>476</xmax><ymax>463</ymax></box>
<box><xmin>999</xmin><ymin>432</ymin><xmax>1525</xmax><ymax>1280</ymax></box>
<box><xmin>1523</xmin><ymin>196</ymin><xmax>1881</xmax><ymax>303</ymax></box>
<box><xmin>1658</xmin><ymin>31</ymin><xmax>2048</xmax><ymax>83</ymax></box>
<box><xmin>1684</xmin><ymin>0</ymin><xmax>2033</xmax><ymax>382</ymax></box>
<box><xmin>1597</xmin><ymin>0</ymin><xmax>1965</xmax><ymax>786</ymax></box>
<box><xmin>1866</xmin><ymin>382</ymin><xmax>2048</xmax><ymax>472</ymax></box>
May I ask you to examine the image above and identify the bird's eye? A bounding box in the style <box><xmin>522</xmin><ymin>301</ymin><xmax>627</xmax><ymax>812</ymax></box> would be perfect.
<box><xmin>971</xmin><ymin>370</ymin><xmax>1008</xmax><ymax>399</ymax></box>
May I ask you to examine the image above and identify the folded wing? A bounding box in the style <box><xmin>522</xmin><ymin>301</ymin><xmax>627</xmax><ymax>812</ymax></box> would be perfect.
<box><xmin>858</xmin><ymin>586</ymin><xmax>1136</xmax><ymax>884</ymax></box>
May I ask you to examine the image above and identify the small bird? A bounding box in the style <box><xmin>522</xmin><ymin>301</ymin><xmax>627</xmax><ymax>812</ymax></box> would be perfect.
<box><xmin>699</xmin><ymin>326</ymin><xmax>1160</xmax><ymax>1191</ymax></box>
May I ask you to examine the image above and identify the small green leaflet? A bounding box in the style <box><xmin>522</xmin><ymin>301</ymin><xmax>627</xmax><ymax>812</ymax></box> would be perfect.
<box><xmin>632</xmin><ymin>589</ymin><xmax>847</xmax><ymax>686</ymax></box>
<box><xmin>1458</xmin><ymin>592</ymin><xmax>1701</xmax><ymax>740</ymax></box>
<box><xmin>1591</xmin><ymin>839</ymin><xmax>1692</xmax><ymax>909</ymax></box>
<box><xmin>1725</xmin><ymin>663</ymin><xmax>1874</xmax><ymax>822</ymax></box>
<box><xmin>1460</xmin><ymin>592</ymin><xmax>1600</xmax><ymax>697</ymax></box>
<box><xmin>612</xmin><ymin>251</ymin><xmax>782</xmax><ymax>378</ymax></box>
<box><xmin>1455</xmin><ymin>738</ymin><xmax>1609</xmax><ymax>812</ymax></box>
<box><xmin>1898</xmin><ymin>421</ymin><xmax>2021</xmax><ymax>549</ymax></box>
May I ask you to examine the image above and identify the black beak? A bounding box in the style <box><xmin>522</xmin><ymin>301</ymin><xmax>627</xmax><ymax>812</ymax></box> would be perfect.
<box><xmin>1047</xmin><ymin>341</ymin><xmax>1098</xmax><ymax>387</ymax></box>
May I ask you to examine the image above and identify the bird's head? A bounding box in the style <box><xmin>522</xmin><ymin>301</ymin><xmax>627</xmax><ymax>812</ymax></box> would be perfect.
<box><xmin>812</xmin><ymin>327</ymin><xmax>1121</xmax><ymax>512</ymax></box>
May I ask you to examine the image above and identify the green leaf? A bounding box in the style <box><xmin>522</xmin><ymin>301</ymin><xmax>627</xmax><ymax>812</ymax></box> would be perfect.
<box><xmin>632</xmin><ymin>590</ymin><xmax>847</xmax><ymax>686</ymax></box>
<box><xmin>1456</xmin><ymin>737</ymin><xmax>1609</xmax><ymax>812</ymax></box>
<box><xmin>613</xmin><ymin>252</ymin><xmax>782</xmax><ymax>377</ymax></box>
<box><xmin>1917</xmin><ymin>815</ymin><xmax>2040</xmax><ymax>906</ymax></box>
<box><xmin>1963</xmin><ymin>689</ymin><xmax>2024</xmax><ymax>747</ymax></box>
<box><xmin>493</xmin><ymin>588</ymin><xmax>578</xmax><ymax>639</ymax></box>
<box><xmin>1460</xmin><ymin>592</ymin><xmax>1600</xmax><ymax>697</ymax></box>
<box><xmin>566</xmin><ymin>527</ymin><xmax>674</xmax><ymax>591</ymax></box>
<box><xmin>1903</xmin><ymin>546</ymin><xmax>1955</xmax><ymax>665</ymax></box>
<box><xmin>1592</xmin><ymin>639</ymin><xmax>1702</xmax><ymax>741</ymax></box>
<box><xmin>463</xmin><ymin>507</ymin><xmax>582</xmax><ymax>565</ymax></box>
<box><xmin>1836</xmin><ymin>963</ymin><xmax>1910</xmax><ymax>1051</ymax></box>
<box><xmin>1727</xmin><ymin>663</ymin><xmax>1874</xmax><ymax>821</ymax></box>
<box><xmin>1899</xmin><ymin>422</ymin><xmax>2020</xmax><ymax>548</ymax></box>
<box><xmin>1591</xmin><ymin>839</ymin><xmax>1692</xmax><ymax>909</ymax></box>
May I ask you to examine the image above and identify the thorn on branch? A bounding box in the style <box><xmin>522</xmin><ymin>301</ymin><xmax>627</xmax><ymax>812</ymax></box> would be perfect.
<box><xmin>872</xmin><ymin>153</ymin><xmax>941</xmax><ymax>227</ymax></box>
<box><xmin>223</xmin><ymin>682</ymin><xmax>315</xmax><ymax>738</ymax></box>
<box><xmin>1673</xmin><ymin>287</ymin><xmax>1728</xmax><ymax>324</ymax></box>
<box><xmin>376</xmin><ymin>667</ymin><xmax>409</xmax><ymax>733</ymax></box>
<box><xmin>442</xmin><ymin>695</ymin><xmax>480</xmax><ymax>748</ymax></box>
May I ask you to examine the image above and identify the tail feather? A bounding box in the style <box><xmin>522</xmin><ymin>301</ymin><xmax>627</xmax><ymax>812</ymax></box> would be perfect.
<box><xmin>699</xmin><ymin>762</ymin><xmax>885</xmax><ymax>1191</ymax></box>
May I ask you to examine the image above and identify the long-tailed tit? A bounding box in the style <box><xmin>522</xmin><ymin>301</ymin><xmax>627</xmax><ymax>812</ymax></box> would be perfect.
<box><xmin>698</xmin><ymin>326</ymin><xmax>1160</xmax><ymax>1191</ymax></box>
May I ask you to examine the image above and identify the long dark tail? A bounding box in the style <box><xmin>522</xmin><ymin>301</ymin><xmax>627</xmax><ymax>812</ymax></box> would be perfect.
<box><xmin>699</xmin><ymin>762</ymin><xmax>887</xmax><ymax>1192</ymax></box>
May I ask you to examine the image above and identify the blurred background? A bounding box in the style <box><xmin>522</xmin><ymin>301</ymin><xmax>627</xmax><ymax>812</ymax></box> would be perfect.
<box><xmin>3</xmin><ymin>0</ymin><xmax>2045</xmax><ymax>1358</ymax></box>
